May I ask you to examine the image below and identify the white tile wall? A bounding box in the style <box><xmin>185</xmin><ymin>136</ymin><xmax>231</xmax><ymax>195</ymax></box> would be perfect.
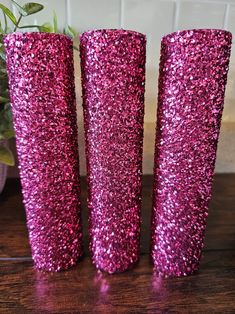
<box><xmin>176</xmin><ymin>1</ymin><xmax>227</xmax><ymax>30</ymax></box>
<box><xmin>223</xmin><ymin>3</ymin><xmax>235</xmax><ymax>122</ymax></box>
<box><xmin>1</xmin><ymin>0</ymin><xmax>235</xmax><ymax>174</ymax></box>
<box><xmin>227</xmin><ymin>4</ymin><xmax>235</xmax><ymax>32</ymax></box>
<box><xmin>67</xmin><ymin>0</ymin><xmax>120</xmax><ymax>32</ymax></box>
<box><xmin>122</xmin><ymin>0</ymin><xmax>175</xmax><ymax>121</ymax></box>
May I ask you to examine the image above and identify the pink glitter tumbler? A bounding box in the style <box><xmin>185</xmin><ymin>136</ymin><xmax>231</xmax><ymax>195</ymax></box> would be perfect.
<box><xmin>4</xmin><ymin>33</ymin><xmax>83</xmax><ymax>271</ymax></box>
<box><xmin>151</xmin><ymin>29</ymin><xmax>232</xmax><ymax>277</ymax></box>
<box><xmin>80</xmin><ymin>29</ymin><xmax>146</xmax><ymax>273</ymax></box>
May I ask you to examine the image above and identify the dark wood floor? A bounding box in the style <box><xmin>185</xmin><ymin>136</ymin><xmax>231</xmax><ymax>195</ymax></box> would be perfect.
<box><xmin>0</xmin><ymin>175</ymin><xmax>235</xmax><ymax>313</ymax></box>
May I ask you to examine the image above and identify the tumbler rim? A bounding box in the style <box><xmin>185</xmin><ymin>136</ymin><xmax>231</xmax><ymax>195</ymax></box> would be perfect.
<box><xmin>162</xmin><ymin>28</ymin><xmax>232</xmax><ymax>41</ymax></box>
<box><xmin>4</xmin><ymin>31</ymin><xmax>72</xmax><ymax>43</ymax></box>
<box><xmin>80</xmin><ymin>28</ymin><xmax>146</xmax><ymax>40</ymax></box>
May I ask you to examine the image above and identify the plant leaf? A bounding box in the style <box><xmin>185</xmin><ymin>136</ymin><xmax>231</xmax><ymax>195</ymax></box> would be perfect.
<box><xmin>38</xmin><ymin>23</ymin><xmax>53</xmax><ymax>33</ymax></box>
<box><xmin>63</xmin><ymin>25</ymin><xmax>77</xmax><ymax>39</ymax></box>
<box><xmin>0</xmin><ymin>96</ymin><xmax>9</xmax><ymax>104</ymax></box>
<box><xmin>11</xmin><ymin>0</ymin><xmax>26</xmax><ymax>16</ymax></box>
<box><xmin>0</xmin><ymin>50</ymin><xmax>5</xmax><ymax>61</ymax></box>
<box><xmin>0</xmin><ymin>4</ymin><xmax>17</xmax><ymax>25</ymax></box>
<box><xmin>53</xmin><ymin>11</ymin><xmax>58</xmax><ymax>33</ymax></box>
<box><xmin>22</xmin><ymin>2</ymin><xmax>44</xmax><ymax>16</ymax></box>
<box><xmin>0</xmin><ymin>145</ymin><xmax>14</xmax><ymax>166</ymax></box>
<box><xmin>17</xmin><ymin>24</ymin><xmax>40</xmax><ymax>30</ymax></box>
<box><xmin>39</xmin><ymin>22</ymin><xmax>53</xmax><ymax>33</ymax></box>
<box><xmin>3</xmin><ymin>12</ymin><xmax>8</xmax><ymax>32</ymax></box>
<box><xmin>73</xmin><ymin>45</ymin><xmax>79</xmax><ymax>51</ymax></box>
<box><xmin>0</xmin><ymin>104</ymin><xmax>13</xmax><ymax>134</ymax></box>
<box><xmin>0</xmin><ymin>68</ymin><xmax>7</xmax><ymax>75</ymax></box>
<box><xmin>0</xmin><ymin>20</ymin><xmax>3</xmax><ymax>33</ymax></box>
<box><xmin>3</xmin><ymin>103</ymin><xmax>13</xmax><ymax>121</ymax></box>
<box><xmin>1</xmin><ymin>129</ymin><xmax>15</xmax><ymax>139</ymax></box>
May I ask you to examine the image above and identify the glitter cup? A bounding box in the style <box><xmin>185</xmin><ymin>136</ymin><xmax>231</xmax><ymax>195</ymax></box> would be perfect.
<box><xmin>80</xmin><ymin>29</ymin><xmax>146</xmax><ymax>273</ymax></box>
<box><xmin>4</xmin><ymin>33</ymin><xmax>83</xmax><ymax>271</ymax></box>
<box><xmin>151</xmin><ymin>29</ymin><xmax>232</xmax><ymax>277</ymax></box>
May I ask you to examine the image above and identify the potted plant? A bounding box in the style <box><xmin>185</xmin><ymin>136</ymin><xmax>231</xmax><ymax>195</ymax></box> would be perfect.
<box><xmin>0</xmin><ymin>0</ymin><xmax>77</xmax><ymax>193</ymax></box>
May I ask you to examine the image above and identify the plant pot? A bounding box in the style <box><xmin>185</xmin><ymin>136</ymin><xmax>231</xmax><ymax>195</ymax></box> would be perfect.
<box><xmin>151</xmin><ymin>29</ymin><xmax>232</xmax><ymax>277</ymax></box>
<box><xmin>80</xmin><ymin>29</ymin><xmax>146</xmax><ymax>273</ymax></box>
<box><xmin>4</xmin><ymin>32</ymin><xmax>83</xmax><ymax>271</ymax></box>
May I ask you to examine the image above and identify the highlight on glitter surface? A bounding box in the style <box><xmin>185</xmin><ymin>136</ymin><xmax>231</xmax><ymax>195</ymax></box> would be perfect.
<box><xmin>151</xmin><ymin>29</ymin><xmax>232</xmax><ymax>277</ymax></box>
<box><xmin>4</xmin><ymin>32</ymin><xmax>83</xmax><ymax>271</ymax></box>
<box><xmin>80</xmin><ymin>29</ymin><xmax>146</xmax><ymax>273</ymax></box>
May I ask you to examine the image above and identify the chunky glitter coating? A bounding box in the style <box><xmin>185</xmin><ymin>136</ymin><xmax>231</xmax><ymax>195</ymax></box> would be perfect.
<box><xmin>80</xmin><ymin>29</ymin><xmax>146</xmax><ymax>273</ymax></box>
<box><xmin>4</xmin><ymin>32</ymin><xmax>83</xmax><ymax>271</ymax></box>
<box><xmin>151</xmin><ymin>29</ymin><xmax>232</xmax><ymax>277</ymax></box>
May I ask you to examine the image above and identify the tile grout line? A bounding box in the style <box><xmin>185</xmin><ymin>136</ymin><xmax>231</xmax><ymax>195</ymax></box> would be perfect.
<box><xmin>173</xmin><ymin>0</ymin><xmax>180</xmax><ymax>32</ymax></box>
<box><xmin>65</xmin><ymin>0</ymin><xmax>69</xmax><ymax>27</ymax></box>
<box><xmin>120</xmin><ymin>0</ymin><xmax>124</xmax><ymax>29</ymax></box>
<box><xmin>223</xmin><ymin>3</ymin><xmax>230</xmax><ymax>29</ymax></box>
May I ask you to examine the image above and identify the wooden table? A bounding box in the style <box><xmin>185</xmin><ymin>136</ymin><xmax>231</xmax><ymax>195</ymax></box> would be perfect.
<box><xmin>0</xmin><ymin>175</ymin><xmax>234</xmax><ymax>313</ymax></box>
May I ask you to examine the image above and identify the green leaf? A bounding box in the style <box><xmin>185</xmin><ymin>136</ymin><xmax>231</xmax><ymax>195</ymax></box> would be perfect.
<box><xmin>1</xmin><ymin>129</ymin><xmax>15</xmax><ymax>140</ymax></box>
<box><xmin>0</xmin><ymin>96</ymin><xmax>9</xmax><ymax>104</ymax></box>
<box><xmin>22</xmin><ymin>2</ymin><xmax>44</xmax><ymax>16</ymax></box>
<box><xmin>3</xmin><ymin>12</ymin><xmax>8</xmax><ymax>32</ymax></box>
<box><xmin>0</xmin><ymin>20</ymin><xmax>3</xmax><ymax>33</ymax></box>
<box><xmin>39</xmin><ymin>22</ymin><xmax>53</xmax><ymax>33</ymax></box>
<box><xmin>0</xmin><ymin>104</ymin><xmax>13</xmax><ymax>131</ymax></box>
<box><xmin>0</xmin><ymin>4</ymin><xmax>17</xmax><ymax>25</ymax></box>
<box><xmin>63</xmin><ymin>25</ymin><xmax>77</xmax><ymax>39</ymax></box>
<box><xmin>0</xmin><ymin>145</ymin><xmax>14</xmax><ymax>166</ymax></box>
<box><xmin>73</xmin><ymin>45</ymin><xmax>79</xmax><ymax>51</ymax></box>
<box><xmin>17</xmin><ymin>24</ymin><xmax>40</xmax><ymax>30</ymax></box>
<box><xmin>0</xmin><ymin>78</ymin><xmax>8</xmax><ymax>94</ymax></box>
<box><xmin>53</xmin><ymin>11</ymin><xmax>58</xmax><ymax>33</ymax></box>
<box><xmin>11</xmin><ymin>0</ymin><xmax>26</xmax><ymax>16</ymax></box>
<box><xmin>3</xmin><ymin>103</ymin><xmax>13</xmax><ymax>120</ymax></box>
<box><xmin>0</xmin><ymin>50</ymin><xmax>5</xmax><ymax>61</ymax></box>
<box><xmin>0</xmin><ymin>68</ymin><xmax>7</xmax><ymax>75</ymax></box>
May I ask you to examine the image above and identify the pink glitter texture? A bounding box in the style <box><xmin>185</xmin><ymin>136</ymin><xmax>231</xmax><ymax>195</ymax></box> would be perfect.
<box><xmin>80</xmin><ymin>29</ymin><xmax>146</xmax><ymax>273</ymax></box>
<box><xmin>4</xmin><ymin>33</ymin><xmax>83</xmax><ymax>271</ymax></box>
<box><xmin>151</xmin><ymin>29</ymin><xmax>232</xmax><ymax>277</ymax></box>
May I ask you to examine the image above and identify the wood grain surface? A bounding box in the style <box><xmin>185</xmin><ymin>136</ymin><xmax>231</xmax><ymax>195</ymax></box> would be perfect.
<box><xmin>0</xmin><ymin>175</ymin><xmax>234</xmax><ymax>313</ymax></box>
